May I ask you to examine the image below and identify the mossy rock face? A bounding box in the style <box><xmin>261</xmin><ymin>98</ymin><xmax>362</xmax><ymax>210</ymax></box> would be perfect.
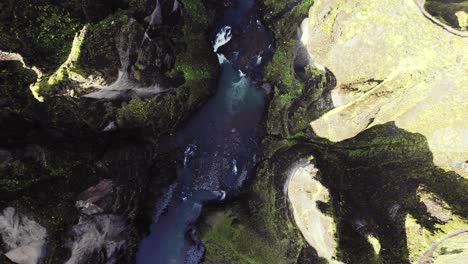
<box><xmin>215</xmin><ymin>121</ymin><xmax>467</xmax><ymax>264</ymax></box>
<box><xmin>259</xmin><ymin>0</ymin><xmax>314</xmax><ymax>88</ymax></box>
<box><xmin>0</xmin><ymin>56</ymin><xmax>173</xmax><ymax>262</ymax></box>
<box><xmin>0</xmin><ymin>61</ymin><xmax>37</xmax><ymax>107</ymax></box>
<box><xmin>75</xmin><ymin>10</ymin><xmax>130</xmax><ymax>83</ymax></box>
<box><xmin>310</xmin><ymin>123</ymin><xmax>466</xmax><ymax>263</ymax></box>
<box><xmin>0</xmin><ymin>1</ymin><xmax>82</xmax><ymax>73</ymax></box>
<box><xmin>115</xmin><ymin>0</ymin><xmax>220</xmax><ymax>133</ymax></box>
<box><xmin>255</xmin><ymin>0</ymin><xmax>334</xmax><ymax>139</ymax></box>
<box><xmin>0</xmin><ymin>61</ymin><xmax>40</xmax><ymax>142</ymax></box>
<box><xmin>198</xmin><ymin>140</ymin><xmax>313</xmax><ymax>264</ymax></box>
<box><xmin>266</xmin><ymin>67</ymin><xmax>335</xmax><ymax>138</ymax></box>
<box><xmin>0</xmin><ymin>0</ymin><xmax>222</xmax><ymax>262</ymax></box>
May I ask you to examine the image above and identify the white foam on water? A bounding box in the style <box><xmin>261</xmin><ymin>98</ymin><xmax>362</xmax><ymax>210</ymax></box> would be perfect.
<box><xmin>255</xmin><ymin>54</ymin><xmax>262</xmax><ymax>66</ymax></box>
<box><xmin>183</xmin><ymin>144</ymin><xmax>197</xmax><ymax>166</ymax></box>
<box><xmin>219</xmin><ymin>191</ymin><xmax>226</xmax><ymax>201</ymax></box>
<box><xmin>154</xmin><ymin>183</ymin><xmax>177</xmax><ymax>222</ymax></box>
<box><xmin>231</xmin><ymin>159</ymin><xmax>238</xmax><ymax>176</ymax></box>
<box><xmin>217</xmin><ymin>53</ymin><xmax>229</xmax><ymax>64</ymax></box>
<box><xmin>213</xmin><ymin>26</ymin><xmax>232</xmax><ymax>52</ymax></box>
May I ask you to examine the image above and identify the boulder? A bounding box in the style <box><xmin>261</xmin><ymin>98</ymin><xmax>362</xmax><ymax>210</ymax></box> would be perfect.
<box><xmin>300</xmin><ymin>0</ymin><xmax>468</xmax><ymax>177</ymax></box>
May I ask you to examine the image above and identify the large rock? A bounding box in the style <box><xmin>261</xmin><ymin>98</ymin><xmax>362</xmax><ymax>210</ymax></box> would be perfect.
<box><xmin>0</xmin><ymin>207</ymin><xmax>47</xmax><ymax>264</ymax></box>
<box><xmin>287</xmin><ymin>160</ymin><xmax>341</xmax><ymax>263</ymax></box>
<box><xmin>300</xmin><ymin>0</ymin><xmax>468</xmax><ymax>177</ymax></box>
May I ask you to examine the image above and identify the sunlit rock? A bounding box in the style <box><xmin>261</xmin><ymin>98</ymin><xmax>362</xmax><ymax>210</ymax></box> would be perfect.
<box><xmin>417</xmin><ymin>185</ymin><xmax>452</xmax><ymax>223</ymax></box>
<box><xmin>456</xmin><ymin>11</ymin><xmax>468</xmax><ymax>30</ymax></box>
<box><xmin>405</xmin><ymin>200</ymin><xmax>468</xmax><ymax>263</ymax></box>
<box><xmin>75</xmin><ymin>179</ymin><xmax>114</xmax><ymax>215</ymax></box>
<box><xmin>367</xmin><ymin>235</ymin><xmax>381</xmax><ymax>255</ymax></box>
<box><xmin>301</xmin><ymin>0</ymin><xmax>468</xmax><ymax>177</ymax></box>
<box><xmin>287</xmin><ymin>160</ymin><xmax>341</xmax><ymax>263</ymax></box>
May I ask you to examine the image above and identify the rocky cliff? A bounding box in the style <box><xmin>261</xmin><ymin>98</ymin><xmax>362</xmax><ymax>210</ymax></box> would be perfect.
<box><xmin>0</xmin><ymin>0</ymin><xmax>220</xmax><ymax>263</ymax></box>
<box><xmin>199</xmin><ymin>0</ymin><xmax>468</xmax><ymax>263</ymax></box>
<box><xmin>301</xmin><ymin>0</ymin><xmax>468</xmax><ymax>178</ymax></box>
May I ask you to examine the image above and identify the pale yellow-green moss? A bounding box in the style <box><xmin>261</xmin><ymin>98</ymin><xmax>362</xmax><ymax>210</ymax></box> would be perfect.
<box><xmin>34</xmin><ymin>25</ymin><xmax>105</xmax><ymax>97</ymax></box>
<box><xmin>0</xmin><ymin>51</ymin><xmax>45</xmax><ymax>102</ymax></box>
<box><xmin>456</xmin><ymin>11</ymin><xmax>468</xmax><ymax>31</ymax></box>
<box><xmin>432</xmin><ymin>231</ymin><xmax>468</xmax><ymax>264</ymax></box>
<box><xmin>301</xmin><ymin>0</ymin><xmax>468</xmax><ymax>177</ymax></box>
<box><xmin>28</xmin><ymin>66</ymin><xmax>44</xmax><ymax>102</ymax></box>
<box><xmin>367</xmin><ymin>235</ymin><xmax>381</xmax><ymax>255</ymax></box>
<box><xmin>46</xmin><ymin>26</ymin><xmax>89</xmax><ymax>88</ymax></box>
<box><xmin>405</xmin><ymin>214</ymin><xmax>468</xmax><ymax>263</ymax></box>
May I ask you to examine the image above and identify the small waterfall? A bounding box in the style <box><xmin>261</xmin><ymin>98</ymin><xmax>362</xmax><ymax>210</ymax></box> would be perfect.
<box><xmin>213</xmin><ymin>26</ymin><xmax>232</xmax><ymax>52</ymax></box>
<box><xmin>172</xmin><ymin>0</ymin><xmax>180</xmax><ymax>13</ymax></box>
<box><xmin>231</xmin><ymin>159</ymin><xmax>238</xmax><ymax>176</ymax></box>
<box><xmin>217</xmin><ymin>53</ymin><xmax>229</xmax><ymax>64</ymax></box>
<box><xmin>146</xmin><ymin>0</ymin><xmax>162</xmax><ymax>26</ymax></box>
<box><xmin>84</xmin><ymin>17</ymin><xmax>168</xmax><ymax>99</ymax></box>
<box><xmin>183</xmin><ymin>144</ymin><xmax>197</xmax><ymax>167</ymax></box>
<box><xmin>255</xmin><ymin>54</ymin><xmax>262</xmax><ymax>65</ymax></box>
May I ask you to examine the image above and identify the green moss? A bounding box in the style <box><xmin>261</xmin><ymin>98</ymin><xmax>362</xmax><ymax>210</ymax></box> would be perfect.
<box><xmin>265</xmin><ymin>47</ymin><xmax>295</xmax><ymax>87</ymax></box>
<box><xmin>170</xmin><ymin>0</ymin><xmax>218</xmax><ymax>102</ymax></box>
<box><xmin>180</xmin><ymin>0</ymin><xmax>211</xmax><ymax>26</ymax></box>
<box><xmin>0</xmin><ymin>1</ymin><xmax>82</xmax><ymax>72</ymax></box>
<box><xmin>75</xmin><ymin>10</ymin><xmax>128</xmax><ymax>82</ymax></box>
<box><xmin>117</xmin><ymin>97</ymin><xmax>154</xmax><ymax>128</ymax></box>
<box><xmin>262</xmin><ymin>0</ymin><xmax>314</xmax><ymax>87</ymax></box>
<box><xmin>266</xmin><ymin>67</ymin><xmax>329</xmax><ymax>138</ymax></box>
<box><xmin>200</xmin><ymin>209</ymin><xmax>288</xmax><ymax>264</ymax></box>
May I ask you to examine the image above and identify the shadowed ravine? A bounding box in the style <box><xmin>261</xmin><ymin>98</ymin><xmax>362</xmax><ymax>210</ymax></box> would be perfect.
<box><xmin>136</xmin><ymin>0</ymin><xmax>273</xmax><ymax>263</ymax></box>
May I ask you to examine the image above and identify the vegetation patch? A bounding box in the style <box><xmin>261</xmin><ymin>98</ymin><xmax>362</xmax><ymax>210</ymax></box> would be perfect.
<box><xmin>0</xmin><ymin>1</ymin><xmax>82</xmax><ymax>72</ymax></box>
<box><xmin>261</xmin><ymin>0</ymin><xmax>314</xmax><ymax>88</ymax></box>
<box><xmin>200</xmin><ymin>208</ymin><xmax>288</xmax><ymax>264</ymax></box>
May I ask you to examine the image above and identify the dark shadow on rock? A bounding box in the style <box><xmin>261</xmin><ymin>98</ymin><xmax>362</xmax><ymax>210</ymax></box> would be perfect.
<box><xmin>297</xmin><ymin>244</ymin><xmax>328</xmax><ymax>264</ymax></box>
<box><xmin>308</xmin><ymin>122</ymin><xmax>467</xmax><ymax>263</ymax></box>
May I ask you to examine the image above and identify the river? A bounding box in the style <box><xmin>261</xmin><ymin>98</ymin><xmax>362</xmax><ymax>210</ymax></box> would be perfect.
<box><xmin>136</xmin><ymin>0</ymin><xmax>273</xmax><ymax>263</ymax></box>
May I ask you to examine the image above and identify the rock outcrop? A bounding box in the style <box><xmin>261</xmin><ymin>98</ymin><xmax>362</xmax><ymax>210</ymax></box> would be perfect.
<box><xmin>0</xmin><ymin>1</ymin><xmax>221</xmax><ymax>263</ymax></box>
<box><xmin>300</xmin><ymin>0</ymin><xmax>468</xmax><ymax>177</ymax></box>
<box><xmin>287</xmin><ymin>160</ymin><xmax>340</xmax><ymax>263</ymax></box>
<box><xmin>0</xmin><ymin>207</ymin><xmax>47</xmax><ymax>264</ymax></box>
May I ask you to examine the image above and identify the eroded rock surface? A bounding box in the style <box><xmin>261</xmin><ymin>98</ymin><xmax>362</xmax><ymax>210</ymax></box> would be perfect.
<box><xmin>287</xmin><ymin>160</ymin><xmax>340</xmax><ymax>263</ymax></box>
<box><xmin>0</xmin><ymin>207</ymin><xmax>47</xmax><ymax>264</ymax></box>
<box><xmin>301</xmin><ymin>0</ymin><xmax>468</xmax><ymax>177</ymax></box>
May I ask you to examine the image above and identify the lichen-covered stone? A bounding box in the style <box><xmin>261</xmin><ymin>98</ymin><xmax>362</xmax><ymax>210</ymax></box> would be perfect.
<box><xmin>300</xmin><ymin>0</ymin><xmax>468</xmax><ymax>177</ymax></box>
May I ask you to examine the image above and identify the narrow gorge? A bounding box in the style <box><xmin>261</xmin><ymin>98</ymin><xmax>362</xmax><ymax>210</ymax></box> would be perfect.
<box><xmin>0</xmin><ymin>0</ymin><xmax>467</xmax><ymax>264</ymax></box>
